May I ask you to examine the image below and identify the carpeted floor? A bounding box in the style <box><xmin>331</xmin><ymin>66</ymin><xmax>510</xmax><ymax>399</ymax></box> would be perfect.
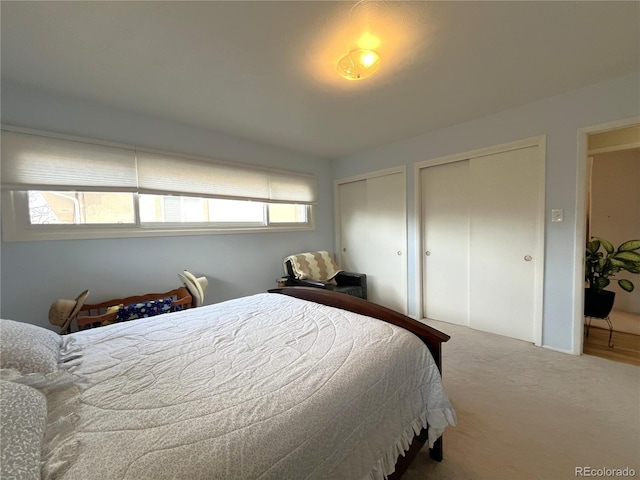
<box><xmin>403</xmin><ymin>320</ymin><xmax>640</xmax><ymax>480</ymax></box>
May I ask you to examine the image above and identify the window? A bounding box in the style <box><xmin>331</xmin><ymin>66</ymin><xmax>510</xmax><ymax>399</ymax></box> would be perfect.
<box><xmin>25</xmin><ymin>191</ymin><xmax>307</xmax><ymax>227</ymax></box>
<box><xmin>138</xmin><ymin>195</ymin><xmax>306</xmax><ymax>225</ymax></box>
<box><xmin>268</xmin><ymin>203</ymin><xmax>307</xmax><ymax>223</ymax></box>
<box><xmin>28</xmin><ymin>191</ymin><xmax>135</xmax><ymax>225</ymax></box>
<box><xmin>2</xmin><ymin>127</ymin><xmax>316</xmax><ymax>241</ymax></box>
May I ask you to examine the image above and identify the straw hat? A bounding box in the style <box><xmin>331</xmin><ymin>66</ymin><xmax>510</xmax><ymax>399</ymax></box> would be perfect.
<box><xmin>48</xmin><ymin>289</ymin><xmax>90</xmax><ymax>333</ymax></box>
<box><xmin>178</xmin><ymin>270</ymin><xmax>208</xmax><ymax>307</ymax></box>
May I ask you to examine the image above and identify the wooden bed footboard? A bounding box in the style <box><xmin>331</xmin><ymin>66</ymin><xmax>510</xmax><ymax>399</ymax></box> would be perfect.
<box><xmin>268</xmin><ymin>287</ymin><xmax>450</xmax><ymax>467</ymax></box>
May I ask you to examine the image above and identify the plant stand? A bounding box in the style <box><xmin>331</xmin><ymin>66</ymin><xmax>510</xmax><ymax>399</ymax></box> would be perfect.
<box><xmin>584</xmin><ymin>315</ymin><xmax>614</xmax><ymax>348</ymax></box>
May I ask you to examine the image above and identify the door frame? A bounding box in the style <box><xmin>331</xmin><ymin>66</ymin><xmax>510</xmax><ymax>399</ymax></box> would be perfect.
<box><xmin>414</xmin><ymin>136</ymin><xmax>546</xmax><ymax>346</ymax></box>
<box><xmin>334</xmin><ymin>166</ymin><xmax>408</xmax><ymax>313</ymax></box>
<box><xmin>574</xmin><ymin>116</ymin><xmax>640</xmax><ymax>355</ymax></box>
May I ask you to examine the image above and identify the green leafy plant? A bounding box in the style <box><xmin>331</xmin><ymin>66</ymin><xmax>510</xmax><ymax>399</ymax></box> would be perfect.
<box><xmin>585</xmin><ymin>237</ymin><xmax>640</xmax><ymax>293</ymax></box>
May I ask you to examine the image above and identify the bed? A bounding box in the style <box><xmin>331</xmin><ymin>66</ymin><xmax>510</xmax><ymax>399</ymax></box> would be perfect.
<box><xmin>0</xmin><ymin>287</ymin><xmax>456</xmax><ymax>480</ymax></box>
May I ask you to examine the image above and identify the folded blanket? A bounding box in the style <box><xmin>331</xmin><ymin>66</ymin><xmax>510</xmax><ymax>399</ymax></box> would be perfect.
<box><xmin>284</xmin><ymin>251</ymin><xmax>343</xmax><ymax>282</ymax></box>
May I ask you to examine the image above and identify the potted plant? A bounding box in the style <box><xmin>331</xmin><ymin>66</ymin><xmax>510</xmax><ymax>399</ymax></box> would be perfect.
<box><xmin>584</xmin><ymin>237</ymin><xmax>640</xmax><ymax>318</ymax></box>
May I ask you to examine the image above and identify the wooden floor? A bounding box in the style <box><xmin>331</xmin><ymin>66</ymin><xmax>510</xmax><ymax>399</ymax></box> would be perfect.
<box><xmin>583</xmin><ymin>326</ymin><xmax>640</xmax><ymax>366</ymax></box>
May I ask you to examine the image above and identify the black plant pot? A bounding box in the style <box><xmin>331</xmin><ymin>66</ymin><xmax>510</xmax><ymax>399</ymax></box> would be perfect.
<box><xmin>584</xmin><ymin>288</ymin><xmax>616</xmax><ymax>318</ymax></box>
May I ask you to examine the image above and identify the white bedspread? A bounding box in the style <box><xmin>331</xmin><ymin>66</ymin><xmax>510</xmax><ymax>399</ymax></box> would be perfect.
<box><xmin>45</xmin><ymin>293</ymin><xmax>455</xmax><ymax>480</ymax></box>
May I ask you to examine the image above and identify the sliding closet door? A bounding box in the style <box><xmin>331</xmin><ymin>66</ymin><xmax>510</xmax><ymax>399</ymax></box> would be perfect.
<box><xmin>469</xmin><ymin>146</ymin><xmax>541</xmax><ymax>342</ymax></box>
<box><xmin>338</xmin><ymin>179</ymin><xmax>369</xmax><ymax>275</ymax></box>
<box><xmin>421</xmin><ymin>140</ymin><xmax>544</xmax><ymax>343</ymax></box>
<box><xmin>365</xmin><ymin>173</ymin><xmax>406</xmax><ymax>313</ymax></box>
<box><xmin>421</xmin><ymin>160</ymin><xmax>470</xmax><ymax>325</ymax></box>
<box><xmin>338</xmin><ymin>171</ymin><xmax>407</xmax><ymax>313</ymax></box>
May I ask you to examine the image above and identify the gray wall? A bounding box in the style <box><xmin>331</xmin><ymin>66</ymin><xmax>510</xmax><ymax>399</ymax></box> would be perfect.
<box><xmin>0</xmin><ymin>82</ymin><xmax>334</xmax><ymax>329</ymax></box>
<box><xmin>331</xmin><ymin>72</ymin><xmax>640</xmax><ymax>353</ymax></box>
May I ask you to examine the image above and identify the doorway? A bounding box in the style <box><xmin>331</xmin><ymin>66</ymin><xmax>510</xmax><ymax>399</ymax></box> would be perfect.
<box><xmin>580</xmin><ymin>122</ymin><xmax>640</xmax><ymax>364</ymax></box>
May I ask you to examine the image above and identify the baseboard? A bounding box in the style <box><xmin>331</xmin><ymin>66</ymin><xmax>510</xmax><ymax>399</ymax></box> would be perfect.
<box><xmin>585</xmin><ymin>324</ymin><xmax>640</xmax><ymax>336</ymax></box>
<box><xmin>542</xmin><ymin>344</ymin><xmax>577</xmax><ymax>355</ymax></box>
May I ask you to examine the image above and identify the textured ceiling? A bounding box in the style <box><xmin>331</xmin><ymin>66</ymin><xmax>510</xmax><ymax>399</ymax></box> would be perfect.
<box><xmin>2</xmin><ymin>1</ymin><xmax>639</xmax><ymax>159</ymax></box>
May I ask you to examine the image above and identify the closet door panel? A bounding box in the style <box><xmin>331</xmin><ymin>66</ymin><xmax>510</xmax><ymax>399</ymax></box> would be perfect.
<box><xmin>365</xmin><ymin>173</ymin><xmax>406</xmax><ymax>313</ymax></box>
<box><xmin>338</xmin><ymin>179</ymin><xmax>368</xmax><ymax>274</ymax></box>
<box><xmin>421</xmin><ymin>160</ymin><xmax>470</xmax><ymax>325</ymax></box>
<box><xmin>469</xmin><ymin>146</ymin><xmax>540</xmax><ymax>342</ymax></box>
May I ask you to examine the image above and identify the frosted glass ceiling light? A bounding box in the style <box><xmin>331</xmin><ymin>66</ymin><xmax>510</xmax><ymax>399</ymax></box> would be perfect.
<box><xmin>337</xmin><ymin>49</ymin><xmax>380</xmax><ymax>80</ymax></box>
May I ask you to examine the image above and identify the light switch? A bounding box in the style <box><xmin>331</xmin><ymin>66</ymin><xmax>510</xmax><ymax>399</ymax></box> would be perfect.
<box><xmin>551</xmin><ymin>209</ymin><xmax>564</xmax><ymax>223</ymax></box>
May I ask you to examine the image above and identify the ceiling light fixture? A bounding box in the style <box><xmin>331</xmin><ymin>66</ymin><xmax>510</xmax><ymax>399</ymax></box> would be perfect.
<box><xmin>336</xmin><ymin>49</ymin><xmax>380</xmax><ymax>80</ymax></box>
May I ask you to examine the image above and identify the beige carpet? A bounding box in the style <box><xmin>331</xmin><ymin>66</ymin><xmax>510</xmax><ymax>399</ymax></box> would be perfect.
<box><xmin>403</xmin><ymin>320</ymin><xmax>640</xmax><ymax>480</ymax></box>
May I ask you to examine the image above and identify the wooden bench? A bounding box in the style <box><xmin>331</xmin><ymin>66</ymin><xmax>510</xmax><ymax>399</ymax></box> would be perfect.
<box><xmin>75</xmin><ymin>286</ymin><xmax>192</xmax><ymax>332</ymax></box>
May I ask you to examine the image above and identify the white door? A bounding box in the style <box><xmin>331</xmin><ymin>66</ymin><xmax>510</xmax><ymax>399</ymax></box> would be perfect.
<box><xmin>421</xmin><ymin>160</ymin><xmax>470</xmax><ymax>325</ymax></box>
<box><xmin>421</xmin><ymin>143</ymin><xmax>543</xmax><ymax>343</ymax></box>
<box><xmin>338</xmin><ymin>179</ymin><xmax>369</xmax><ymax>276</ymax></box>
<box><xmin>469</xmin><ymin>146</ymin><xmax>541</xmax><ymax>342</ymax></box>
<box><xmin>338</xmin><ymin>171</ymin><xmax>407</xmax><ymax>313</ymax></box>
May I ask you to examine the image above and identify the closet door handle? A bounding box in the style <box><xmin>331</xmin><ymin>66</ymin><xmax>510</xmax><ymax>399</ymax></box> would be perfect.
<box><xmin>524</xmin><ymin>255</ymin><xmax>532</xmax><ymax>261</ymax></box>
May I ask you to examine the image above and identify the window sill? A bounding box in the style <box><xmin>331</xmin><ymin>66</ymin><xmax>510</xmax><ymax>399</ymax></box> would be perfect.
<box><xmin>1</xmin><ymin>223</ymin><xmax>315</xmax><ymax>242</ymax></box>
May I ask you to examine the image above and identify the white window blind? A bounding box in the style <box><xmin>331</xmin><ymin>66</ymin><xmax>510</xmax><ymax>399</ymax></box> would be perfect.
<box><xmin>269</xmin><ymin>169</ymin><xmax>317</xmax><ymax>203</ymax></box>
<box><xmin>1</xmin><ymin>128</ymin><xmax>317</xmax><ymax>204</ymax></box>
<box><xmin>137</xmin><ymin>150</ymin><xmax>317</xmax><ymax>204</ymax></box>
<box><xmin>1</xmin><ymin>130</ymin><xmax>138</xmax><ymax>192</ymax></box>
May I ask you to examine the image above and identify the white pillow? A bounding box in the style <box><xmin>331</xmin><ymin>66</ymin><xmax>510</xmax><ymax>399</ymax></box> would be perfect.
<box><xmin>1</xmin><ymin>319</ymin><xmax>62</xmax><ymax>375</ymax></box>
<box><xmin>0</xmin><ymin>380</ymin><xmax>48</xmax><ymax>480</ymax></box>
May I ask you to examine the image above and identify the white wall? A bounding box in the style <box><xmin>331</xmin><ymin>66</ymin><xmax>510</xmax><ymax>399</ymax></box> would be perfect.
<box><xmin>331</xmin><ymin>72</ymin><xmax>640</xmax><ymax>353</ymax></box>
<box><xmin>0</xmin><ymin>82</ymin><xmax>334</xmax><ymax>330</ymax></box>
